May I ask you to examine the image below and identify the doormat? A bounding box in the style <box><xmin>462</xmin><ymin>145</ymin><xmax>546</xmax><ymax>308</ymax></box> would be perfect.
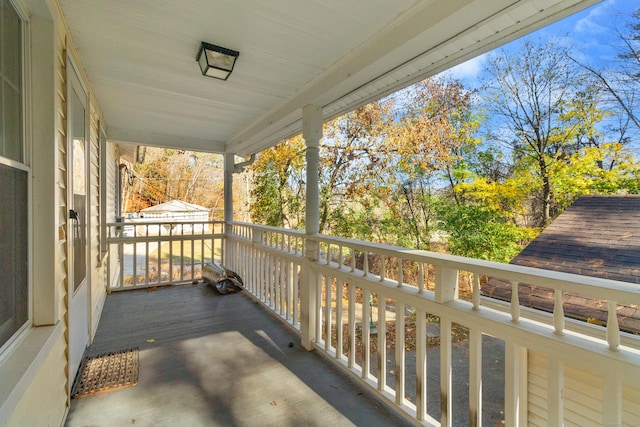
<box><xmin>71</xmin><ymin>347</ymin><xmax>139</xmax><ymax>398</ymax></box>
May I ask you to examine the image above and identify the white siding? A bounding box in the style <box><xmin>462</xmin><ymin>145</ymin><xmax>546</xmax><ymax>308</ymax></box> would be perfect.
<box><xmin>55</xmin><ymin>28</ymin><xmax>68</xmax><ymax>326</ymax></box>
<box><xmin>529</xmin><ymin>350</ymin><xmax>639</xmax><ymax>427</ymax></box>
<box><xmin>4</xmin><ymin>334</ymin><xmax>67</xmax><ymax>426</ymax></box>
<box><xmin>564</xmin><ymin>365</ymin><xmax>603</xmax><ymax>427</ymax></box>
<box><xmin>89</xmin><ymin>103</ymin><xmax>107</xmax><ymax>338</ymax></box>
<box><xmin>528</xmin><ymin>351</ymin><xmax>548</xmax><ymax>427</ymax></box>
<box><xmin>623</xmin><ymin>384</ymin><xmax>640</xmax><ymax>426</ymax></box>
<box><xmin>106</xmin><ymin>142</ymin><xmax>120</xmax><ymax>288</ymax></box>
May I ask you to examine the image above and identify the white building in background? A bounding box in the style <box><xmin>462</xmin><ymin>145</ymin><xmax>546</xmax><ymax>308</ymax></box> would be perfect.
<box><xmin>136</xmin><ymin>200</ymin><xmax>210</xmax><ymax>234</ymax></box>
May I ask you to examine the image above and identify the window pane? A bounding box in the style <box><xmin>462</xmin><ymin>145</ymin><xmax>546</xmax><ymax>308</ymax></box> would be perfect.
<box><xmin>1</xmin><ymin>0</ymin><xmax>21</xmax><ymax>87</ymax></box>
<box><xmin>3</xmin><ymin>82</ymin><xmax>21</xmax><ymax>161</ymax></box>
<box><xmin>0</xmin><ymin>163</ymin><xmax>28</xmax><ymax>346</ymax></box>
<box><xmin>71</xmin><ymin>88</ymin><xmax>87</xmax><ymax>291</ymax></box>
<box><xmin>1</xmin><ymin>0</ymin><xmax>22</xmax><ymax>162</ymax></box>
<box><xmin>0</xmin><ymin>0</ymin><xmax>26</xmax><ymax>349</ymax></box>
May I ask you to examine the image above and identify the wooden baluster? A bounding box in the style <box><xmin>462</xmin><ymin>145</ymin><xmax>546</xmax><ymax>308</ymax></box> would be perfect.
<box><xmin>472</xmin><ymin>273</ymin><xmax>480</xmax><ymax>311</ymax></box>
<box><xmin>607</xmin><ymin>300</ymin><xmax>620</xmax><ymax>351</ymax></box>
<box><xmin>395</xmin><ymin>301</ymin><xmax>405</xmax><ymax>404</ymax></box>
<box><xmin>377</xmin><ymin>295</ymin><xmax>386</xmax><ymax>391</ymax></box>
<box><xmin>511</xmin><ymin>281</ymin><xmax>520</xmax><ymax>323</ymax></box>
<box><xmin>553</xmin><ymin>290</ymin><xmax>565</xmax><ymax>335</ymax></box>
<box><xmin>363</xmin><ymin>252</ymin><xmax>369</xmax><ymax>276</ymax></box>
<box><xmin>415</xmin><ymin>308</ymin><xmax>427</xmax><ymax>421</ymax></box>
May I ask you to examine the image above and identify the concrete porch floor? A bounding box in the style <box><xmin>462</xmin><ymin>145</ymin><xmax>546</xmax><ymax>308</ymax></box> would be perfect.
<box><xmin>65</xmin><ymin>284</ymin><xmax>411</xmax><ymax>427</ymax></box>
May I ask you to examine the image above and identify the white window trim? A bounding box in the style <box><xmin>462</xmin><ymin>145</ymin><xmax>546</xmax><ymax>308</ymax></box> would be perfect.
<box><xmin>0</xmin><ymin>0</ymin><xmax>32</xmax><ymax>359</ymax></box>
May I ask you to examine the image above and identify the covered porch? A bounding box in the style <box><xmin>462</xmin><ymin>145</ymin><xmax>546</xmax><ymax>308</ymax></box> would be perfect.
<box><xmin>2</xmin><ymin>0</ymin><xmax>639</xmax><ymax>426</ymax></box>
<box><xmin>62</xmin><ymin>1</ymin><xmax>640</xmax><ymax>426</ymax></box>
<box><xmin>65</xmin><ymin>284</ymin><xmax>411</xmax><ymax>427</ymax></box>
<box><xmin>94</xmin><ymin>220</ymin><xmax>640</xmax><ymax>426</ymax></box>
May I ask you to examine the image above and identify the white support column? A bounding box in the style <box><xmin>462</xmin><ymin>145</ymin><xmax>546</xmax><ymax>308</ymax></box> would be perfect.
<box><xmin>435</xmin><ymin>265</ymin><xmax>459</xmax><ymax>303</ymax></box>
<box><xmin>303</xmin><ymin>104</ymin><xmax>322</xmax><ymax>241</ymax></box>
<box><xmin>223</xmin><ymin>153</ymin><xmax>234</xmax><ymax>266</ymax></box>
<box><xmin>223</xmin><ymin>152</ymin><xmax>234</xmax><ymax>224</ymax></box>
<box><xmin>301</xmin><ymin>104</ymin><xmax>322</xmax><ymax>350</ymax></box>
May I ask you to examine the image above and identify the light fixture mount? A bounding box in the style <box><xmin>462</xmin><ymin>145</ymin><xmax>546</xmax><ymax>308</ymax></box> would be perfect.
<box><xmin>196</xmin><ymin>42</ymin><xmax>239</xmax><ymax>81</ymax></box>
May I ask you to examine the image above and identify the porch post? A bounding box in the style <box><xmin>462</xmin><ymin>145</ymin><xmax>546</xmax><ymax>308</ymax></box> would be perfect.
<box><xmin>301</xmin><ymin>104</ymin><xmax>322</xmax><ymax>350</ymax></box>
<box><xmin>223</xmin><ymin>153</ymin><xmax>234</xmax><ymax>223</ymax></box>
<box><xmin>223</xmin><ymin>152</ymin><xmax>234</xmax><ymax>265</ymax></box>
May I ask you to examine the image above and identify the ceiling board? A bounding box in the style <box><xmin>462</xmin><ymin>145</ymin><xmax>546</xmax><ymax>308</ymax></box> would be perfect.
<box><xmin>57</xmin><ymin>0</ymin><xmax>600</xmax><ymax>156</ymax></box>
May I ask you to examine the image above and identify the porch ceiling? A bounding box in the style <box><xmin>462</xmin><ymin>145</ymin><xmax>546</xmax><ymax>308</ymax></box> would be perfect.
<box><xmin>58</xmin><ymin>0</ymin><xmax>599</xmax><ymax>157</ymax></box>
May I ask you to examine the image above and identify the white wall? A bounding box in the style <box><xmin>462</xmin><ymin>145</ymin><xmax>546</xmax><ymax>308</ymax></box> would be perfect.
<box><xmin>0</xmin><ymin>0</ymin><xmax>111</xmax><ymax>425</ymax></box>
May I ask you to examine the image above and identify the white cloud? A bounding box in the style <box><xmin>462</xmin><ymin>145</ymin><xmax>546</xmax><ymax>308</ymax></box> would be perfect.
<box><xmin>574</xmin><ymin>0</ymin><xmax>617</xmax><ymax>34</ymax></box>
<box><xmin>448</xmin><ymin>53</ymin><xmax>487</xmax><ymax>81</ymax></box>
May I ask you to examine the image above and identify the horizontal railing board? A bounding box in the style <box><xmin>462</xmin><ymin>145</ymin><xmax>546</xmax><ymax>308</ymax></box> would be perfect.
<box><xmin>305</xmin><ymin>233</ymin><xmax>640</xmax><ymax>304</ymax></box>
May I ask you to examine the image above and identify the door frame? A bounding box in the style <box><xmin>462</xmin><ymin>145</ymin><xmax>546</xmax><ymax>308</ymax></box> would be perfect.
<box><xmin>66</xmin><ymin>55</ymin><xmax>90</xmax><ymax>383</ymax></box>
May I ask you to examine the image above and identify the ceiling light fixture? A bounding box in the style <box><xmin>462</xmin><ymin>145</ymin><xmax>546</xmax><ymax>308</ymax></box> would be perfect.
<box><xmin>196</xmin><ymin>42</ymin><xmax>240</xmax><ymax>80</ymax></box>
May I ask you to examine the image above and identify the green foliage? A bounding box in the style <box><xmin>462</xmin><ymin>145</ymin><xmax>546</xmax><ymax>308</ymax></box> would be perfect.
<box><xmin>437</xmin><ymin>202</ymin><xmax>538</xmax><ymax>262</ymax></box>
<box><xmin>249</xmin><ymin>137</ymin><xmax>305</xmax><ymax>228</ymax></box>
<box><xmin>328</xmin><ymin>205</ymin><xmax>379</xmax><ymax>242</ymax></box>
<box><xmin>551</xmin><ymin>143</ymin><xmax>640</xmax><ymax>209</ymax></box>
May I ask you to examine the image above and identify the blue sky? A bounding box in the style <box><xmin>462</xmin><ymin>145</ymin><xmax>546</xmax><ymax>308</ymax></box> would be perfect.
<box><xmin>450</xmin><ymin>0</ymin><xmax>639</xmax><ymax>84</ymax></box>
<box><xmin>444</xmin><ymin>0</ymin><xmax>640</xmax><ymax>152</ymax></box>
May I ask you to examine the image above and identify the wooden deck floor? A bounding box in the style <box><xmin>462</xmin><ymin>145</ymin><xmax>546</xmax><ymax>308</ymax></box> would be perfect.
<box><xmin>65</xmin><ymin>283</ymin><xmax>410</xmax><ymax>427</ymax></box>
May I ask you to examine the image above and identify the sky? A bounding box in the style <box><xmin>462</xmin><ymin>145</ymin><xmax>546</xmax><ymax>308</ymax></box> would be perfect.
<box><xmin>449</xmin><ymin>0</ymin><xmax>639</xmax><ymax>85</ymax></box>
<box><xmin>444</xmin><ymin>0</ymin><xmax>640</xmax><ymax>152</ymax></box>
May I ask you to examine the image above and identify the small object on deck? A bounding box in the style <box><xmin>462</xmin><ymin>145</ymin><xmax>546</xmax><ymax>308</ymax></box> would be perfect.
<box><xmin>71</xmin><ymin>348</ymin><xmax>139</xmax><ymax>398</ymax></box>
<box><xmin>202</xmin><ymin>261</ymin><xmax>244</xmax><ymax>295</ymax></box>
<box><xmin>288</xmin><ymin>342</ymin><xmax>294</xmax><ymax>348</ymax></box>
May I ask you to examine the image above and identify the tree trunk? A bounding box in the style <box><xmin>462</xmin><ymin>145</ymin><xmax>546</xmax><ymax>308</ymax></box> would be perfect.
<box><xmin>540</xmin><ymin>158</ymin><xmax>551</xmax><ymax>225</ymax></box>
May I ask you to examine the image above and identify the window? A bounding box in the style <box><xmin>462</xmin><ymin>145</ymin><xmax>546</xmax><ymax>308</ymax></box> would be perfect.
<box><xmin>0</xmin><ymin>0</ymin><xmax>27</xmax><ymax>349</ymax></box>
<box><xmin>1</xmin><ymin>0</ymin><xmax>22</xmax><ymax>162</ymax></box>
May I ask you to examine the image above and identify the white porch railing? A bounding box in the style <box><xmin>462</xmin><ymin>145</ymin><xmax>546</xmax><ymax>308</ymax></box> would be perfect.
<box><xmin>106</xmin><ymin>220</ymin><xmax>224</xmax><ymax>290</ymax></box>
<box><xmin>225</xmin><ymin>222</ymin><xmax>640</xmax><ymax>427</ymax></box>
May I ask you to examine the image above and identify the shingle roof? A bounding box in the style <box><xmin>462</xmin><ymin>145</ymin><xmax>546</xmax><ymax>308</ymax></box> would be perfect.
<box><xmin>483</xmin><ymin>195</ymin><xmax>640</xmax><ymax>333</ymax></box>
<box><xmin>512</xmin><ymin>195</ymin><xmax>640</xmax><ymax>283</ymax></box>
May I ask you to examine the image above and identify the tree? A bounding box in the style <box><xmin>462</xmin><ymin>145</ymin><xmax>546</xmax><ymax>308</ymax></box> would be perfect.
<box><xmin>483</xmin><ymin>39</ymin><xmax>600</xmax><ymax>226</ymax></box>
<box><xmin>387</xmin><ymin>77</ymin><xmax>481</xmax><ymax>197</ymax></box>
<box><xmin>249</xmin><ymin>136</ymin><xmax>305</xmax><ymax>228</ymax></box>
<box><xmin>551</xmin><ymin>142</ymin><xmax>640</xmax><ymax>209</ymax></box>
<box><xmin>436</xmin><ymin>201</ymin><xmax>537</xmax><ymax>262</ymax></box>
<box><xmin>123</xmin><ymin>148</ymin><xmax>224</xmax><ymax>215</ymax></box>
<box><xmin>376</xmin><ymin>76</ymin><xmax>481</xmax><ymax>248</ymax></box>
<box><xmin>575</xmin><ymin>9</ymin><xmax>640</xmax><ymax>132</ymax></box>
<box><xmin>319</xmin><ymin>101</ymin><xmax>394</xmax><ymax>233</ymax></box>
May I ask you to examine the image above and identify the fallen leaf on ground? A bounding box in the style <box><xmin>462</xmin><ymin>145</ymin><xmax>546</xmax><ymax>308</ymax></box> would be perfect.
<box><xmin>270</xmin><ymin>401</ymin><xmax>277</xmax><ymax>406</ymax></box>
<box><xmin>146</xmin><ymin>339</ymin><xmax>155</xmax><ymax>343</ymax></box>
